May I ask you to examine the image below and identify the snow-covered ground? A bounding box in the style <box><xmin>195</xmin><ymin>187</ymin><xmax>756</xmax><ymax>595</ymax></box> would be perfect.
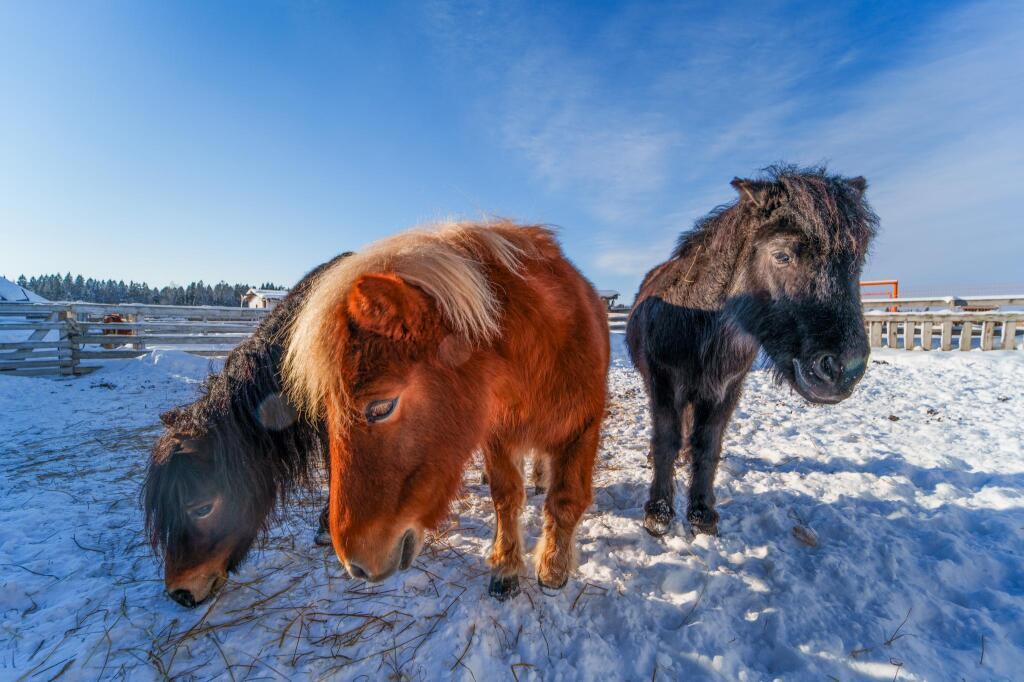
<box><xmin>1</xmin><ymin>338</ymin><xmax>1022</xmax><ymax>680</ymax></box>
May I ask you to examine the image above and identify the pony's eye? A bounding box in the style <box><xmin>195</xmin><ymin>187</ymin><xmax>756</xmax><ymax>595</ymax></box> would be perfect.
<box><xmin>773</xmin><ymin>251</ymin><xmax>792</xmax><ymax>266</ymax></box>
<box><xmin>365</xmin><ymin>397</ymin><xmax>398</xmax><ymax>423</ymax></box>
<box><xmin>189</xmin><ymin>503</ymin><xmax>214</xmax><ymax>519</ymax></box>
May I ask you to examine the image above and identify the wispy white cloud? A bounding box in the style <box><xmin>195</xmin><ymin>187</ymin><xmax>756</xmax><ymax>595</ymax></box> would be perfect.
<box><xmin>423</xmin><ymin>0</ymin><xmax>1024</xmax><ymax>297</ymax></box>
<box><xmin>784</xmin><ymin>1</ymin><xmax>1024</xmax><ymax>287</ymax></box>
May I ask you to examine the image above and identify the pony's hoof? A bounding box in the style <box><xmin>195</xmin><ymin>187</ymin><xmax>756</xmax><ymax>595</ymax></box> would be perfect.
<box><xmin>533</xmin><ymin>485</ymin><xmax>547</xmax><ymax>496</ymax></box>
<box><xmin>488</xmin><ymin>574</ymin><xmax>520</xmax><ymax>601</ymax></box>
<box><xmin>313</xmin><ymin>528</ymin><xmax>332</xmax><ymax>546</ymax></box>
<box><xmin>643</xmin><ymin>499</ymin><xmax>674</xmax><ymax>537</ymax></box>
<box><xmin>687</xmin><ymin>506</ymin><xmax>720</xmax><ymax>536</ymax></box>
<box><xmin>537</xmin><ymin>575</ymin><xmax>568</xmax><ymax>595</ymax></box>
<box><xmin>536</xmin><ymin>559</ymin><xmax>570</xmax><ymax>592</ymax></box>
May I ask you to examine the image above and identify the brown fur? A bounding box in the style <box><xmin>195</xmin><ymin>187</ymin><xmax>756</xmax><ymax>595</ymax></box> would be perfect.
<box><xmin>284</xmin><ymin>221</ymin><xmax>609</xmax><ymax>598</ymax></box>
<box><xmin>101</xmin><ymin>313</ymin><xmax>134</xmax><ymax>349</ymax></box>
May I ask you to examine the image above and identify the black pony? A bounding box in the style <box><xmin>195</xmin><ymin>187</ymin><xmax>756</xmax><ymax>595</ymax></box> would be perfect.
<box><xmin>143</xmin><ymin>254</ymin><xmax>350</xmax><ymax>607</ymax></box>
<box><xmin>627</xmin><ymin>166</ymin><xmax>878</xmax><ymax>536</ymax></box>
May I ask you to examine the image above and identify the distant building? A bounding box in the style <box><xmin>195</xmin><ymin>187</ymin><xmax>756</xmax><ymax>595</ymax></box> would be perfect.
<box><xmin>0</xmin><ymin>276</ymin><xmax>47</xmax><ymax>303</ymax></box>
<box><xmin>597</xmin><ymin>289</ymin><xmax>620</xmax><ymax>310</ymax></box>
<box><xmin>241</xmin><ymin>288</ymin><xmax>289</xmax><ymax>310</ymax></box>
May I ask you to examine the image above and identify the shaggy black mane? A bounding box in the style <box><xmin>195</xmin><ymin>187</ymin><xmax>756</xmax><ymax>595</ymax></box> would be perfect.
<box><xmin>674</xmin><ymin>164</ymin><xmax>878</xmax><ymax>263</ymax></box>
<box><xmin>143</xmin><ymin>254</ymin><xmax>350</xmax><ymax>563</ymax></box>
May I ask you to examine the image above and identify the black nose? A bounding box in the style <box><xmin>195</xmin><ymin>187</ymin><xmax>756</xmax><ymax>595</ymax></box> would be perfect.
<box><xmin>348</xmin><ymin>563</ymin><xmax>369</xmax><ymax>580</ymax></box>
<box><xmin>169</xmin><ymin>589</ymin><xmax>196</xmax><ymax>608</ymax></box>
<box><xmin>811</xmin><ymin>352</ymin><xmax>842</xmax><ymax>385</ymax></box>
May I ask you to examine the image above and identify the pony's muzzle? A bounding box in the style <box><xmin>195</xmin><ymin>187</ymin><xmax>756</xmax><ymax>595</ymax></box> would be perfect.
<box><xmin>164</xmin><ymin>557</ymin><xmax>228</xmax><ymax>608</ymax></box>
<box><xmin>165</xmin><ymin>571</ymin><xmax>226</xmax><ymax>608</ymax></box>
<box><xmin>169</xmin><ymin>588</ymin><xmax>197</xmax><ymax>608</ymax></box>
<box><xmin>793</xmin><ymin>352</ymin><xmax>867</xmax><ymax>404</ymax></box>
<box><xmin>345</xmin><ymin>529</ymin><xmax>421</xmax><ymax>583</ymax></box>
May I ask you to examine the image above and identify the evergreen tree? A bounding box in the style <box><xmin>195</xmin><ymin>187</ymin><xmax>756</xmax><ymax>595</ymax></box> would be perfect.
<box><xmin>17</xmin><ymin>272</ymin><xmax>297</xmax><ymax>305</ymax></box>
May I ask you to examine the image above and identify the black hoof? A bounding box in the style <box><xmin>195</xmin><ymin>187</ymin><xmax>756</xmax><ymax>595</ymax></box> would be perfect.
<box><xmin>537</xmin><ymin>576</ymin><xmax>568</xmax><ymax>594</ymax></box>
<box><xmin>687</xmin><ymin>506</ymin><xmax>720</xmax><ymax>536</ymax></box>
<box><xmin>315</xmin><ymin>507</ymin><xmax>331</xmax><ymax>546</ymax></box>
<box><xmin>488</xmin><ymin>573</ymin><xmax>520</xmax><ymax>601</ymax></box>
<box><xmin>533</xmin><ymin>485</ymin><xmax>547</xmax><ymax>496</ymax></box>
<box><xmin>314</xmin><ymin>527</ymin><xmax>332</xmax><ymax>546</ymax></box>
<box><xmin>643</xmin><ymin>499</ymin><xmax>674</xmax><ymax>537</ymax></box>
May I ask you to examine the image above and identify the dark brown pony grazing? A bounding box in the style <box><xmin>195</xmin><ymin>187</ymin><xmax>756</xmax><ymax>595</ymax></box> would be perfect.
<box><xmin>143</xmin><ymin>255</ymin><xmax>350</xmax><ymax>607</ymax></box>
<box><xmin>283</xmin><ymin>221</ymin><xmax>609</xmax><ymax>600</ymax></box>
<box><xmin>627</xmin><ymin>166</ymin><xmax>878</xmax><ymax>536</ymax></box>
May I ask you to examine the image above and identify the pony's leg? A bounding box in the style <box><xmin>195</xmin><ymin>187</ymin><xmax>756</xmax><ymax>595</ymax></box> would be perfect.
<box><xmin>483</xmin><ymin>440</ymin><xmax>525</xmax><ymax>601</ymax></box>
<box><xmin>687</xmin><ymin>382</ymin><xmax>742</xmax><ymax>535</ymax></box>
<box><xmin>644</xmin><ymin>369</ymin><xmax>684</xmax><ymax>536</ymax></box>
<box><xmin>314</xmin><ymin>504</ymin><xmax>331</xmax><ymax>546</ymax></box>
<box><xmin>531</xmin><ymin>452</ymin><xmax>547</xmax><ymax>496</ymax></box>
<box><xmin>536</xmin><ymin>419</ymin><xmax>600</xmax><ymax>591</ymax></box>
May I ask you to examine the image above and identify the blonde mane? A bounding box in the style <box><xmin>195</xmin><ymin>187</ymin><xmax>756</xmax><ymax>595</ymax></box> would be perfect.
<box><xmin>283</xmin><ymin>220</ymin><xmax>538</xmax><ymax>419</ymax></box>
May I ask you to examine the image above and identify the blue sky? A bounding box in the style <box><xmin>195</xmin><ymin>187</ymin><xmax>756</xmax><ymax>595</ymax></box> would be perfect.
<box><xmin>2</xmin><ymin>1</ymin><xmax>1022</xmax><ymax>300</ymax></box>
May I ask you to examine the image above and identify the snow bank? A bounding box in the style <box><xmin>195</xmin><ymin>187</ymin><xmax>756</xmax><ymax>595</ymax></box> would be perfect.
<box><xmin>0</xmin><ymin>347</ymin><xmax>1021</xmax><ymax>680</ymax></box>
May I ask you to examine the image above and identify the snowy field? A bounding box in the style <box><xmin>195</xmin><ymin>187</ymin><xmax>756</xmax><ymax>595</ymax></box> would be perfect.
<box><xmin>1</xmin><ymin>337</ymin><xmax>1022</xmax><ymax>680</ymax></box>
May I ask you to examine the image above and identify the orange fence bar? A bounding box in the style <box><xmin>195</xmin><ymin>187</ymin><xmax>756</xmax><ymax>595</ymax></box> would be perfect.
<box><xmin>861</xmin><ymin>280</ymin><xmax>899</xmax><ymax>311</ymax></box>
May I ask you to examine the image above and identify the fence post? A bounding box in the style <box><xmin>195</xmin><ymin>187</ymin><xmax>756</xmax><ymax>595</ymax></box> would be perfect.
<box><xmin>959</xmin><ymin>321</ymin><xmax>972</xmax><ymax>351</ymax></box>
<box><xmin>869</xmin><ymin>320</ymin><xmax>882</xmax><ymax>348</ymax></box>
<box><xmin>981</xmin><ymin>321</ymin><xmax>996</xmax><ymax>351</ymax></box>
<box><xmin>57</xmin><ymin>307</ymin><xmax>80</xmax><ymax>376</ymax></box>
<box><xmin>921</xmin><ymin>321</ymin><xmax>933</xmax><ymax>351</ymax></box>
<box><xmin>940</xmin><ymin>320</ymin><xmax>953</xmax><ymax>351</ymax></box>
<box><xmin>129</xmin><ymin>313</ymin><xmax>146</xmax><ymax>351</ymax></box>
<box><xmin>1004</xmin><ymin>320</ymin><xmax>1018</xmax><ymax>350</ymax></box>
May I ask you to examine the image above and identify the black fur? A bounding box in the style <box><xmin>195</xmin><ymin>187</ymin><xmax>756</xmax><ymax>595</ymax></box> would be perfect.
<box><xmin>627</xmin><ymin>166</ymin><xmax>877</xmax><ymax>536</ymax></box>
<box><xmin>143</xmin><ymin>254</ymin><xmax>351</xmax><ymax>572</ymax></box>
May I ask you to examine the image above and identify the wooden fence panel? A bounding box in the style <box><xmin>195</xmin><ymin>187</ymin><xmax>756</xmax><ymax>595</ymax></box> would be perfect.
<box><xmin>3</xmin><ymin>298</ymin><xmax>1023</xmax><ymax>378</ymax></box>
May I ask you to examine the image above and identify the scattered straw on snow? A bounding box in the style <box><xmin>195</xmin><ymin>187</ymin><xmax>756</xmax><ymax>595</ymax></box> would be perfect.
<box><xmin>1</xmin><ymin>346</ymin><xmax>1022</xmax><ymax>680</ymax></box>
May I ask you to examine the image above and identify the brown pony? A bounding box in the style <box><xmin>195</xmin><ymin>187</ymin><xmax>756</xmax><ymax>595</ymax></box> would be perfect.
<box><xmin>101</xmin><ymin>313</ymin><xmax>134</xmax><ymax>349</ymax></box>
<box><xmin>283</xmin><ymin>221</ymin><xmax>609</xmax><ymax>600</ymax></box>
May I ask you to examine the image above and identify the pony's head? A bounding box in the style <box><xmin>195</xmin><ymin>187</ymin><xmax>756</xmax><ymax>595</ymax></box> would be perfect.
<box><xmin>143</xmin><ymin>401</ymin><xmax>276</xmax><ymax>607</ymax></box>
<box><xmin>284</xmin><ymin>222</ymin><xmax>533</xmax><ymax>581</ymax></box>
<box><xmin>726</xmin><ymin>166</ymin><xmax>878</xmax><ymax>404</ymax></box>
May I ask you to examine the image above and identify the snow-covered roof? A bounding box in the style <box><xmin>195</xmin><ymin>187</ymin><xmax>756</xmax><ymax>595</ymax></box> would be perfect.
<box><xmin>243</xmin><ymin>288</ymin><xmax>289</xmax><ymax>300</ymax></box>
<box><xmin>0</xmin><ymin>276</ymin><xmax>47</xmax><ymax>303</ymax></box>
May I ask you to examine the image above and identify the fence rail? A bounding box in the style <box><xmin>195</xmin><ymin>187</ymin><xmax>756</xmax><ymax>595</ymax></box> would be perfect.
<box><xmin>0</xmin><ymin>302</ymin><xmax>268</xmax><ymax>377</ymax></box>
<box><xmin>864</xmin><ymin>311</ymin><xmax>1022</xmax><ymax>351</ymax></box>
<box><xmin>2</xmin><ymin>295</ymin><xmax>1022</xmax><ymax>377</ymax></box>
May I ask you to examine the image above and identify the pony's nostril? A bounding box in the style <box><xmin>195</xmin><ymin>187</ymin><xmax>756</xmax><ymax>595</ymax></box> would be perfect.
<box><xmin>168</xmin><ymin>589</ymin><xmax>196</xmax><ymax>608</ymax></box>
<box><xmin>812</xmin><ymin>353</ymin><xmax>842</xmax><ymax>384</ymax></box>
<box><xmin>843</xmin><ymin>355</ymin><xmax>868</xmax><ymax>383</ymax></box>
<box><xmin>348</xmin><ymin>563</ymin><xmax>369</xmax><ymax>580</ymax></box>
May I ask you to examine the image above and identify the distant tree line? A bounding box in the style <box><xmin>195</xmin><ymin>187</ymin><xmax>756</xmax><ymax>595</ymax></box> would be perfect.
<box><xmin>12</xmin><ymin>273</ymin><xmax>286</xmax><ymax>306</ymax></box>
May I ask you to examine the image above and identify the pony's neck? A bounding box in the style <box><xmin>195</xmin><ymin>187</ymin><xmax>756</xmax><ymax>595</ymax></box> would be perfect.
<box><xmin>675</xmin><ymin>206</ymin><xmax>751</xmax><ymax>309</ymax></box>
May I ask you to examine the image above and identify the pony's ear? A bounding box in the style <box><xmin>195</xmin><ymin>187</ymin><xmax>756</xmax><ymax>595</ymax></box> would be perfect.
<box><xmin>847</xmin><ymin>176</ymin><xmax>868</xmax><ymax>195</ymax></box>
<box><xmin>347</xmin><ymin>273</ymin><xmax>434</xmax><ymax>341</ymax></box>
<box><xmin>731</xmin><ymin>177</ymin><xmax>772</xmax><ymax>208</ymax></box>
<box><xmin>160</xmin><ymin>407</ymin><xmax>183</xmax><ymax>427</ymax></box>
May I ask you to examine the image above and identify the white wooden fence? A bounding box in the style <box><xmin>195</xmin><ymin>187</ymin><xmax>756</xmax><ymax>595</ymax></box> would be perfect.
<box><xmin>2</xmin><ymin>295</ymin><xmax>1021</xmax><ymax>377</ymax></box>
<box><xmin>0</xmin><ymin>302</ymin><xmax>267</xmax><ymax>377</ymax></box>
<box><xmin>861</xmin><ymin>295</ymin><xmax>1024</xmax><ymax>351</ymax></box>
